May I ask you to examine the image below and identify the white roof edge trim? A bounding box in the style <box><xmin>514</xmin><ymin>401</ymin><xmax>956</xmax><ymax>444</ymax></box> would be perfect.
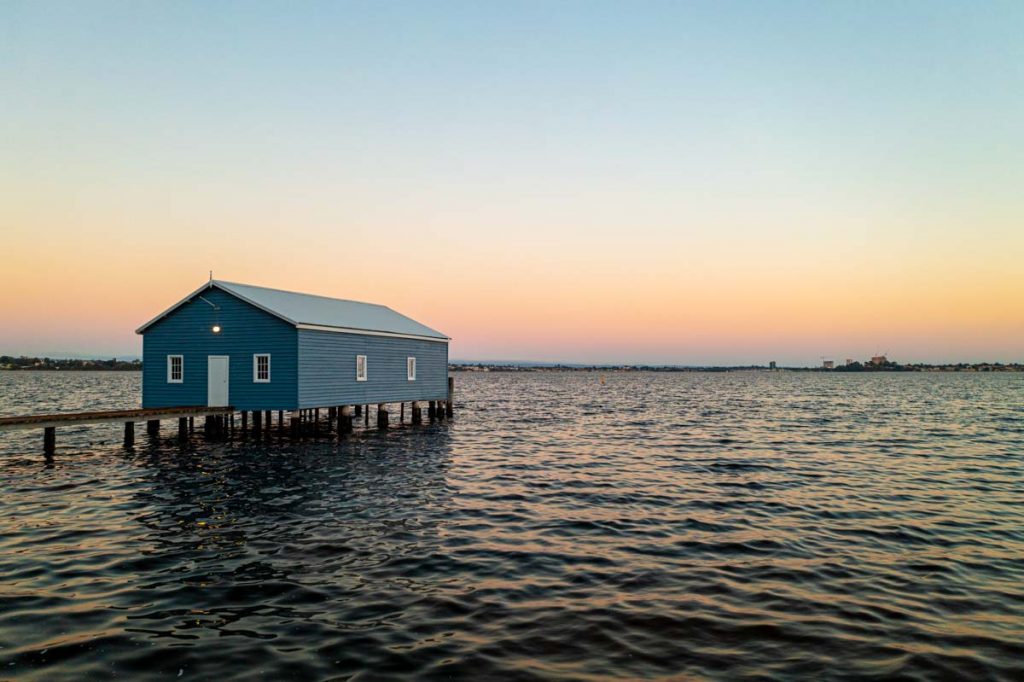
<box><xmin>209</xmin><ymin>284</ymin><xmax>299</xmax><ymax>327</ymax></box>
<box><xmin>295</xmin><ymin>324</ymin><xmax>450</xmax><ymax>343</ymax></box>
<box><xmin>135</xmin><ymin>281</ymin><xmax>300</xmax><ymax>334</ymax></box>
<box><xmin>135</xmin><ymin>282</ymin><xmax>218</xmax><ymax>334</ymax></box>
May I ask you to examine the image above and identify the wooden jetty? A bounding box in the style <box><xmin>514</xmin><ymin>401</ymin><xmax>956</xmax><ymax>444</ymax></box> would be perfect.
<box><xmin>0</xmin><ymin>377</ymin><xmax>455</xmax><ymax>455</ymax></box>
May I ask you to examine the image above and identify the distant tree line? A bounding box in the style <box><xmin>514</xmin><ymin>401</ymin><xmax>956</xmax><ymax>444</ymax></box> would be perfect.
<box><xmin>830</xmin><ymin>360</ymin><xmax>1022</xmax><ymax>372</ymax></box>
<box><xmin>0</xmin><ymin>356</ymin><xmax>142</xmax><ymax>371</ymax></box>
<box><xmin>831</xmin><ymin>360</ymin><xmax>908</xmax><ymax>372</ymax></box>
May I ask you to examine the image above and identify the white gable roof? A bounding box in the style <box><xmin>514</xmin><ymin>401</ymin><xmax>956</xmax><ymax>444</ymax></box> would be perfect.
<box><xmin>136</xmin><ymin>280</ymin><xmax>449</xmax><ymax>341</ymax></box>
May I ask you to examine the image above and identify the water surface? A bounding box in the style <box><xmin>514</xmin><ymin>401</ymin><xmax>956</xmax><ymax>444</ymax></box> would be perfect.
<box><xmin>1</xmin><ymin>371</ymin><xmax>1022</xmax><ymax>680</ymax></box>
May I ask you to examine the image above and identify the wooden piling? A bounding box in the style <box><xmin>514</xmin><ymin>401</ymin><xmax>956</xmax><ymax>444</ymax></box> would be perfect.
<box><xmin>354</xmin><ymin>404</ymin><xmax>362</xmax><ymax>417</ymax></box>
<box><xmin>254</xmin><ymin>410</ymin><xmax>262</xmax><ymax>435</ymax></box>
<box><xmin>340</xmin><ymin>405</ymin><xmax>353</xmax><ymax>434</ymax></box>
<box><xmin>290</xmin><ymin>414</ymin><xmax>301</xmax><ymax>439</ymax></box>
<box><xmin>377</xmin><ymin>403</ymin><xmax>388</xmax><ymax>430</ymax></box>
<box><xmin>400</xmin><ymin>402</ymin><xmax>405</xmax><ymax>423</ymax></box>
<box><xmin>428</xmin><ymin>401</ymin><xmax>436</xmax><ymax>421</ymax></box>
<box><xmin>437</xmin><ymin>400</ymin><xmax>446</xmax><ymax>421</ymax></box>
<box><xmin>147</xmin><ymin>419</ymin><xmax>160</xmax><ymax>436</ymax></box>
<box><xmin>412</xmin><ymin>401</ymin><xmax>422</xmax><ymax>424</ymax></box>
<box><xmin>364</xmin><ymin>406</ymin><xmax>369</xmax><ymax>427</ymax></box>
<box><xmin>178</xmin><ymin>418</ymin><xmax>188</xmax><ymax>441</ymax></box>
<box><xmin>44</xmin><ymin>427</ymin><xmax>56</xmax><ymax>454</ymax></box>
<box><xmin>189</xmin><ymin>417</ymin><xmax>194</xmax><ymax>433</ymax></box>
<box><xmin>447</xmin><ymin>377</ymin><xmax>455</xmax><ymax>417</ymax></box>
<box><xmin>241</xmin><ymin>411</ymin><xmax>248</xmax><ymax>434</ymax></box>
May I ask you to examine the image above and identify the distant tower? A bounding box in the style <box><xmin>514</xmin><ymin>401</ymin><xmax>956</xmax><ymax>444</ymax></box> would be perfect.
<box><xmin>846</xmin><ymin>358</ymin><xmax>854</xmax><ymax>366</ymax></box>
<box><xmin>823</xmin><ymin>359</ymin><xmax>835</xmax><ymax>369</ymax></box>
<box><xmin>769</xmin><ymin>361</ymin><xmax>777</xmax><ymax>370</ymax></box>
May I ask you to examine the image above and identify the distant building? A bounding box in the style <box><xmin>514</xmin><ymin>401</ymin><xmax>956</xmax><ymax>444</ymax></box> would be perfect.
<box><xmin>846</xmin><ymin>358</ymin><xmax>855</xmax><ymax>366</ymax></box>
<box><xmin>769</xmin><ymin>361</ymin><xmax>776</xmax><ymax>370</ymax></box>
<box><xmin>870</xmin><ymin>355</ymin><xmax>887</xmax><ymax>366</ymax></box>
<box><xmin>823</xmin><ymin>360</ymin><xmax>835</xmax><ymax>369</ymax></box>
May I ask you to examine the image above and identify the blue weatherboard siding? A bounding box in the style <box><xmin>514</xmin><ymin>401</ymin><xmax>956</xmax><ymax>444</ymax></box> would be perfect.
<box><xmin>298</xmin><ymin>329</ymin><xmax>448</xmax><ymax>407</ymax></box>
<box><xmin>142</xmin><ymin>288</ymin><xmax>298</xmax><ymax>410</ymax></box>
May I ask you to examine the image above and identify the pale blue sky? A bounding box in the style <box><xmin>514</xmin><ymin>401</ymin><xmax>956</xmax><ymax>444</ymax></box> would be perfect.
<box><xmin>2</xmin><ymin>1</ymin><xmax>1022</xmax><ymax>363</ymax></box>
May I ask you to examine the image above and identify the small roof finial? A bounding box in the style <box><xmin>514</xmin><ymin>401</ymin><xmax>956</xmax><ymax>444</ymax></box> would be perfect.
<box><xmin>209</xmin><ymin>270</ymin><xmax>213</xmax><ymax>284</ymax></box>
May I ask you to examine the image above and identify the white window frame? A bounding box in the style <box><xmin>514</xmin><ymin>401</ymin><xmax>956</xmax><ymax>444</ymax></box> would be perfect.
<box><xmin>356</xmin><ymin>354</ymin><xmax>368</xmax><ymax>382</ymax></box>
<box><xmin>407</xmin><ymin>356</ymin><xmax>416</xmax><ymax>381</ymax></box>
<box><xmin>253</xmin><ymin>354</ymin><xmax>271</xmax><ymax>383</ymax></box>
<box><xmin>167</xmin><ymin>355</ymin><xmax>183</xmax><ymax>383</ymax></box>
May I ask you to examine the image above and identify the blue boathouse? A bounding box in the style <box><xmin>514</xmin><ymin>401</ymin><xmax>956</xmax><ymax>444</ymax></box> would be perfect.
<box><xmin>136</xmin><ymin>280</ymin><xmax>450</xmax><ymax>413</ymax></box>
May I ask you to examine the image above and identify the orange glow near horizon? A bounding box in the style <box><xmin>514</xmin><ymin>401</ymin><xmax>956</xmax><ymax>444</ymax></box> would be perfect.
<box><xmin>2</xmin><ymin>205</ymin><xmax>1021</xmax><ymax>364</ymax></box>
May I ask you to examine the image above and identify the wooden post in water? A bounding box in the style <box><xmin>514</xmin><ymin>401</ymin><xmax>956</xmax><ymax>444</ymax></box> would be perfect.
<box><xmin>428</xmin><ymin>401</ymin><xmax>436</xmax><ymax>421</ymax></box>
<box><xmin>290</xmin><ymin>413</ymin><xmax>300</xmax><ymax>440</ymax></box>
<box><xmin>253</xmin><ymin>410</ymin><xmax>262</xmax><ymax>436</ymax></box>
<box><xmin>147</xmin><ymin>420</ymin><xmax>160</xmax><ymax>436</ymax></box>
<box><xmin>437</xmin><ymin>401</ymin><xmax>446</xmax><ymax>422</ymax></box>
<box><xmin>44</xmin><ymin>427</ymin><xmax>56</xmax><ymax>454</ymax></box>
<box><xmin>339</xmin><ymin>405</ymin><xmax>352</xmax><ymax>434</ymax></box>
<box><xmin>447</xmin><ymin>377</ymin><xmax>454</xmax><ymax>417</ymax></box>
<box><xmin>377</xmin><ymin>403</ymin><xmax>388</xmax><ymax>430</ymax></box>
<box><xmin>314</xmin><ymin>408</ymin><xmax>320</xmax><ymax>436</ymax></box>
<box><xmin>354</xmin><ymin>404</ymin><xmax>362</xmax><ymax>417</ymax></box>
<box><xmin>189</xmin><ymin>417</ymin><xmax>194</xmax><ymax>434</ymax></box>
<box><xmin>364</xmin><ymin>406</ymin><xmax>369</xmax><ymax>427</ymax></box>
<box><xmin>241</xmin><ymin>411</ymin><xmax>248</xmax><ymax>435</ymax></box>
<box><xmin>178</xmin><ymin>418</ymin><xmax>188</xmax><ymax>441</ymax></box>
<box><xmin>411</xmin><ymin>401</ymin><xmax>422</xmax><ymax>425</ymax></box>
<box><xmin>278</xmin><ymin>411</ymin><xmax>284</xmax><ymax>435</ymax></box>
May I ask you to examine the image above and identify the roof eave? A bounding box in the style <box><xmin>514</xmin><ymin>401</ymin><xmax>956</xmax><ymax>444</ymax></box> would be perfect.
<box><xmin>294</xmin><ymin>323</ymin><xmax>449</xmax><ymax>343</ymax></box>
<box><xmin>135</xmin><ymin>281</ymin><xmax>217</xmax><ymax>334</ymax></box>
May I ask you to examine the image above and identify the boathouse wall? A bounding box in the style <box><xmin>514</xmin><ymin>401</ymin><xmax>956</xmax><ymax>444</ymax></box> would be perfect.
<box><xmin>141</xmin><ymin>288</ymin><xmax>299</xmax><ymax>410</ymax></box>
<box><xmin>297</xmin><ymin>329</ymin><xmax>449</xmax><ymax>408</ymax></box>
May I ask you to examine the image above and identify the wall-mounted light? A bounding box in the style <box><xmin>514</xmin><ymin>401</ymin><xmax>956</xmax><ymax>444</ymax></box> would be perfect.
<box><xmin>212</xmin><ymin>325</ymin><xmax>222</xmax><ymax>334</ymax></box>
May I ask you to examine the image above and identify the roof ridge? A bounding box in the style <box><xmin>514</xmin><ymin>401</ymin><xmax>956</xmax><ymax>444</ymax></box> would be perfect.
<box><xmin>214</xmin><ymin>280</ymin><xmax>387</xmax><ymax>309</ymax></box>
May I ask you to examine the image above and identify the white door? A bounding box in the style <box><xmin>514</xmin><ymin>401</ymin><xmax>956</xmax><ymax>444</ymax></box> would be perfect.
<box><xmin>207</xmin><ymin>356</ymin><xmax>230</xmax><ymax>406</ymax></box>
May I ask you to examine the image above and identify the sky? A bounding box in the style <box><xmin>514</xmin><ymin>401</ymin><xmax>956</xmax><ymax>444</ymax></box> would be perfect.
<box><xmin>2</xmin><ymin>1</ymin><xmax>1022</xmax><ymax>365</ymax></box>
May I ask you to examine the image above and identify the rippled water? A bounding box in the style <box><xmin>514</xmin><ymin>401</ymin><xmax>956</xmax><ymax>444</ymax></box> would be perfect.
<box><xmin>1</xmin><ymin>371</ymin><xmax>1022</xmax><ymax>681</ymax></box>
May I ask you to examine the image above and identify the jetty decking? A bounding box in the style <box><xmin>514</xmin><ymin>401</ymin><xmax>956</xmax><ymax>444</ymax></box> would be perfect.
<box><xmin>0</xmin><ymin>405</ymin><xmax>234</xmax><ymax>431</ymax></box>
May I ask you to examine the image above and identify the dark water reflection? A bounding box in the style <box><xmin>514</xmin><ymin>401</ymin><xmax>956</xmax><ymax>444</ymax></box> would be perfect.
<box><xmin>1</xmin><ymin>371</ymin><xmax>1023</xmax><ymax>680</ymax></box>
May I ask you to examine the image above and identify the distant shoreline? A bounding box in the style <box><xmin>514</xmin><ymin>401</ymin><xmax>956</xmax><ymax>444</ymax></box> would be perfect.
<box><xmin>453</xmin><ymin>362</ymin><xmax>1024</xmax><ymax>373</ymax></box>
<box><xmin>3</xmin><ymin>355</ymin><xmax>1021</xmax><ymax>373</ymax></box>
<box><xmin>1</xmin><ymin>356</ymin><xmax>141</xmax><ymax>372</ymax></box>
